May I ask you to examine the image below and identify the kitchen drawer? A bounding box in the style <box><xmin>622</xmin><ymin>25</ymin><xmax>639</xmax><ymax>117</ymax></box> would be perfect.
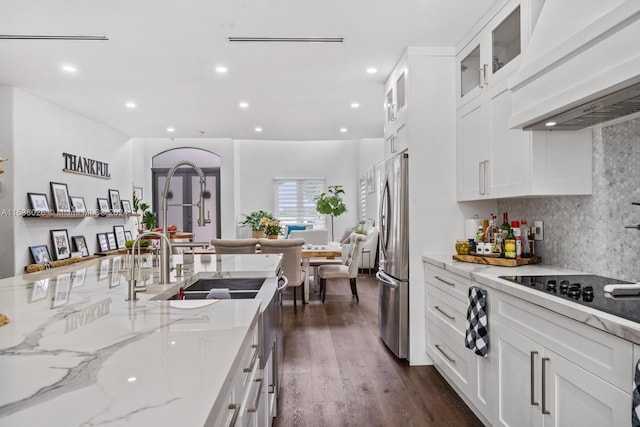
<box><xmin>425</xmin><ymin>265</ymin><xmax>472</xmax><ymax>302</ymax></box>
<box><xmin>426</xmin><ymin>322</ymin><xmax>472</xmax><ymax>393</ymax></box>
<box><xmin>426</xmin><ymin>284</ymin><xmax>467</xmax><ymax>336</ymax></box>
<box><xmin>494</xmin><ymin>291</ymin><xmax>633</xmax><ymax>391</ymax></box>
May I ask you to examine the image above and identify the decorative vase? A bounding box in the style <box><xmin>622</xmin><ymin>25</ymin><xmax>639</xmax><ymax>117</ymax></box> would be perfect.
<box><xmin>252</xmin><ymin>230</ymin><xmax>265</xmax><ymax>238</ymax></box>
<box><xmin>267</xmin><ymin>234</ymin><xmax>278</xmax><ymax>240</ymax></box>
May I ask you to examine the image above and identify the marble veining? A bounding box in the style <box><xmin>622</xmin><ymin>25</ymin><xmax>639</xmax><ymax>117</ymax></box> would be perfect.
<box><xmin>0</xmin><ymin>254</ymin><xmax>277</xmax><ymax>426</ymax></box>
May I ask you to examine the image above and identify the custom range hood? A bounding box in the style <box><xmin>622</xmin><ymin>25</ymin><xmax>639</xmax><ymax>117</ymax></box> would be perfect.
<box><xmin>508</xmin><ymin>0</ymin><xmax>640</xmax><ymax>131</ymax></box>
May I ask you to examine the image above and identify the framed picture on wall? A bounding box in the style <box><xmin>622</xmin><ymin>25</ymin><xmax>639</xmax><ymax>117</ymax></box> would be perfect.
<box><xmin>72</xmin><ymin>235</ymin><xmax>89</xmax><ymax>257</ymax></box>
<box><xmin>106</xmin><ymin>232</ymin><xmax>117</xmax><ymax>250</ymax></box>
<box><xmin>27</xmin><ymin>192</ymin><xmax>51</xmax><ymax>215</ymax></box>
<box><xmin>29</xmin><ymin>245</ymin><xmax>52</xmax><ymax>264</ymax></box>
<box><xmin>113</xmin><ymin>225</ymin><xmax>126</xmax><ymax>249</ymax></box>
<box><xmin>70</xmin><ymin>196</ymin><xmax>87</xmax><ymax>214</ymax></box>
<box><xmin>124</xmin><ymin>230</ymin><xmax>133</xmax><ymax>242</ymax></box>
<box><xmin>97</xmin><ymin>233</ymin><xmax>109</xmax><ymax>252</ymax></box>
<box><xmin>109</xmin><ymin>189</ymin><xmax>121</xmax><ymax>214</ymax></box>
<box><xmin>50</xmin><ymin>182</ymin><xmax>72</xmax><ymax>214</ymax></box>
<box><xmin>50</xmin><ymin>229</ymin><xmax>71</xmax><ymax>260</ymax></box>
<box><xmin>121</xmin><ymin>199</ymin><xmax>133</xmax><ymax>214</ymax></box>
<box><xmin>97</xmin><ymin>198</ymin><xmax>110</xmax><ymax>216</ymax></box>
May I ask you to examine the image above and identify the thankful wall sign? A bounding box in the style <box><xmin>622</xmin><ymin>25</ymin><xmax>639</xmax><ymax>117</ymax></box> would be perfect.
<box><xmin>62</xmin><ymin>152</ymin><xmax>111</xmax><ymax>179</ymax></box>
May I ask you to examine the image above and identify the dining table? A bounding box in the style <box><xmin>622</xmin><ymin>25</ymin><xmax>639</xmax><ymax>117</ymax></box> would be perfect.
<box><xmin>301</xmin><ymin>244</ymin><xmax>343</xmax><ymax>303</ymax></box>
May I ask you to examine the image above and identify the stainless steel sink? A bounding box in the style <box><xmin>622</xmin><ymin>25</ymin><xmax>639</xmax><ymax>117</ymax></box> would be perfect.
<box><xmin>168</xmin><ymin>277</ymin><xmax>266</xmax><ymax>300</ymax></box>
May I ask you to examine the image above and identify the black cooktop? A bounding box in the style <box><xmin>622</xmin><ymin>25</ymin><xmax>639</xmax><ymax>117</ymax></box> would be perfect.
<box><xmin>499</xmin><ymin>274</ymin><xmax>640</xmax><ymax>323</ymax></box>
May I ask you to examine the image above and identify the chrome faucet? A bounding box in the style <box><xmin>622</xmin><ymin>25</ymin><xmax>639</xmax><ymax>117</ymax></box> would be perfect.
<box><xmin>160</xmin><ymin>160</ymin><xmax>211</xmax><ymax>284</ymax></box>
<box><xmin>127</xmin><ymin>231</ymin><xmax>172</xmax><ymax>300</ymax></box>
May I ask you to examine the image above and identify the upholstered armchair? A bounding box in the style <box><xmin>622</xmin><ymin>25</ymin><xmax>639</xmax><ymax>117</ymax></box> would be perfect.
<box><xmin>317</xmin><ymin>233</ymin><xmax>366</xmax><ymax>302</ymax></box>
<box><xmin>341</xmin><ymin>227</ymin><xmax>378</xmax><ymax>270</ymax></box>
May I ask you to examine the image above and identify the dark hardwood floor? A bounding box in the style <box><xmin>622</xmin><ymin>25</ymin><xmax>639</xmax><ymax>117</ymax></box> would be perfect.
<box><xmin>273</xmin><ymin>273</ymin><xmax>485</xmax><ymax>427</ymax></box>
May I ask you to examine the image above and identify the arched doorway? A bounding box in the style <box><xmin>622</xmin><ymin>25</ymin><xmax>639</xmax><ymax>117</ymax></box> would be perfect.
<box><xmin>151</xmin><ymin>148</ymin><xmax>221</xmax><ymax>242</ymax></box>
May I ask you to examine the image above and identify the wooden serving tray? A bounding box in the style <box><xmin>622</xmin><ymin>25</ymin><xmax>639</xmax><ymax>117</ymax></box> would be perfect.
<box><xmin>452</xmin><ymin>254</ymin><xmax>541</xmax><ymax>267</ymax></box>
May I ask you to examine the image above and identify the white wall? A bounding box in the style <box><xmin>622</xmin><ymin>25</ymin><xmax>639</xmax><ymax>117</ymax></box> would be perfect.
<box><xmin>5</xmin><ymin>88</ymin><xmax>131</xmax><ymax>277</ymax></box>
<box><xmin>358</xmin><ymin>138</ymin><xmax>386</xmax><ymax>223</ymax></box>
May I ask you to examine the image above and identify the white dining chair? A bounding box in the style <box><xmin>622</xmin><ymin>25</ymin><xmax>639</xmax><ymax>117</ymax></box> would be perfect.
<box><xmin>317</xmin><ymin>233</ymin><xmax>366</xmax><ymax>303</ymax></box>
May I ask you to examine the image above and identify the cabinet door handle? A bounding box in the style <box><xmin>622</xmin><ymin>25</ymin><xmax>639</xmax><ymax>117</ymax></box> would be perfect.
<box><xmin>482</xmin><ymin>64</ymin><xmax>488</xmax><ymax>86</ymax></box>
<box><xmin>541</xmin><ymin>357</ymin><xmax>550</xmax><ymax>415</ymax></box>
<box><xmin>434</xmin><ymin>276</ymin><xmax>455</xmax><ymax>287</ymax></box>
<box><xmin>244</xmin><ymin>344</ymin><xmax>259</xmax><ymax>373</ymax></box>
<box><xmin>530</xmin><ymin>351</ymin><xmax>539</xmax><ymax>406</ymax></box>
<box><xmin>479</xmin><ymin>66</ymin><xmax>485</xmax><ymax>88</ymax></box>
<box><xmin>434</xmin><ymin>305</ymin><xmax>455</xmax><ymax>320</ymax></box>
<box><xmin>435</xmin><ymin>344</ymin><xmax>456</xmax><ymax>363</ymax></box>
<box><xmin>228</xmin><ymin>403</ymin><xmax>241</xmax><ymax>426</ymax></box>
<box><xmin>248</xmin><ymin>378</ymin><xmax>264</xmax><ymax>413</ymax></box>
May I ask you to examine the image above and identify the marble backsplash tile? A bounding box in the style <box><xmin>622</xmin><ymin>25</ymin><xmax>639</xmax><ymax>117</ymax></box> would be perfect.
<box><xmin>497</xmin><ymin>116</ymin><xmax>640</xmax><ymax>282</ymax></box>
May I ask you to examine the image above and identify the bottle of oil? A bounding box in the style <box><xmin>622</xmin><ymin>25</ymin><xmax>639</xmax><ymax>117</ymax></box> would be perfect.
<box><xmin>504</xmin><ymin>226</ymin><xmax>516</xmax><ymax>259</ymax></box>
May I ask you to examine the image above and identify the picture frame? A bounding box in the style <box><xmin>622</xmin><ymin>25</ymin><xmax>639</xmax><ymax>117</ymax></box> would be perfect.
<box><xmin>124</xmin><ymin>230</ymin><xmax>133</xmax><ymax>242</ymax></box>
<box><xmin>50</xmin><ymin>229</ymin><xmax>71</xmax><ymax>260</ymax></box>
<box><xmin>110</xmin><ymin>256</ymin><xmax>123</xmax><ymax>288</ymax></box>
<box><xmin>27</xmin><ymin>192</ymin><xmax>51</xmax><ymax>215</ymax></box>
<box><xmin>97</xmin><ymin>198</ymin><xmax>110</xmax><ymax>216</ymax></box>
<box><xmin>133</xmin><ymin>186</ymin><xmax>143</xmax><ymax>202</ymax></box>
<box><xmin>109</xmin><ymin>189</ymin><xmax>121</xmax><ymax>214</ymax></box>
<box><xmin>97</xmin><ymin>233</ymin><xmax>110</xmax><ymax>252</ymax></box>
<box><xmin>29</xmin><ymin>245</ymin><xmax>52</xmax><ymax>264</ymax></box>
<box><xmin>106</xmin><ymin>232</ymin><xmax>117</xmax><ymax>250</ymax></box>
<box><xmin>72</xmin><ymin>268</ymin><xmax>86</xmax><ymax>288</ymax></box>
<box><xmin>31</xmin><ymin>278</ymin><xmax>50</xmax><ymax>302</ymax></box>
<box><xmin>52</xmin><ymin>273</ymin><xmax>71</xmax><ymax>308</ymax></box>
<box><xmin>121</xmin><ymin>199</ymin><xmax>133</xmax><ymax>214</ymax></box>
<box><xmin>71</xmin><ymin>235</ymin><xmax>89</xmax><ymax>257</ymax></box>
<box><xmin>50</xmin><ymin>182</ymin><xmax>72</xmax><ymax>214</ymax></box>
<box><xmin>98</xmin><ymin>258</ymin><xmax>110</xmax><ymax>280</ymax></box>
<box><xmin>70</xmin><ymin>196</ymin><xmax>87</xmax><ymax>214</ymax></box>
<box><xmin>113</xmin><ymin>225</ymin><xmax>127</xmax><ymax>249</ymax></box>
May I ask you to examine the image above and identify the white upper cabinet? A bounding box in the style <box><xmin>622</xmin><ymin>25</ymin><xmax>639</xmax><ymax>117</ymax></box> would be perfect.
<box><xmin>456</xmin><ymin>0</ymin><xmax>593</xmax><ymax>201</ymax></box>
<box><xmin>384</xmin><ymin>59</ymin><xmax>408</xmax><ymax>156</ymax></box>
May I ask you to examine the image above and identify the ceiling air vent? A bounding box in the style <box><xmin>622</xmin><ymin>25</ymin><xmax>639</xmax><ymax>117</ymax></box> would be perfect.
<box><xmin>228</xmin><ymin>37</ymin><xmax>343</xmax><ymax>43</ymax></box>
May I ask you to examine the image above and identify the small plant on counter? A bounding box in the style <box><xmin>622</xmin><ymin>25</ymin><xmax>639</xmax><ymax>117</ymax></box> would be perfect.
<box><xmin>133</xmin><ymin>190</ymin><xmax>157</xmax><ymax>231</ymax></box>
<box><xmin>265</xmin><ymin>219</ymin><xmax>283</xmax><ymax>237</ymax></box>
<box><xmin>239</xmin><ymin>210</ymin><xmax>275</xmax><ymax>231</ymax></box>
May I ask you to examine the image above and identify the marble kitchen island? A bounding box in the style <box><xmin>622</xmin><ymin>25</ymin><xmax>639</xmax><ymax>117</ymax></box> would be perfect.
<box><xmin>0</xmin><ymin>253</ymin><xmax>282</xmax><ymax>426</ymax></box>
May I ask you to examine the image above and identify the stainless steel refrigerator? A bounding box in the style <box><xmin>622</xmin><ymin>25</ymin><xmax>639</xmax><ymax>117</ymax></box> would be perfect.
<box><xmin>377</xmin><ymin>151</ymin><xmax>409</xmax><ymax>359</ymax></box>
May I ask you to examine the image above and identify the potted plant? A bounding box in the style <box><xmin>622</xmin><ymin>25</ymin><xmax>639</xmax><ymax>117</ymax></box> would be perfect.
<box><xmin>133</xmin><ymin>191</ymin><xmax>156</xmax><ymax>232</ymax></box>
<box><xmin>315</xmin><ymin>185</ymin><xmax>347</xmax><ymax>241</ymax></box>
<box><xmin>265</xmin><ymin>219</ymin><xmax>282</xmax><ymax>239</ymax></box>
<box><xmin>240</xmin><ymin>210</ymin><xmax>274</xmax><ymax>238</ymax></box>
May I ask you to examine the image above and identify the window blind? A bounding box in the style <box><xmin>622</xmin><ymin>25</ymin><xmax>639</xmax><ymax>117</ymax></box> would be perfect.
<box><xmin>359</xmin><ymin>174</ymin><xmax>367</xmax><ymax>221</ymax></box>
<box><xmin>273</xmin><ymin>177</ymin><xmax>326</xmax><ymax>229</ymax></box>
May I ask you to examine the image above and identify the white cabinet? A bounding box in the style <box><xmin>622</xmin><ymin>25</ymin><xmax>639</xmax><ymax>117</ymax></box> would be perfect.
<box><xmin>384</xmin><ymin>59</ymin><xmax>408</xmax><ymax>156</ymax></box>
<box><xmin>492</xmin><ymin>291</ymin><xmax>632</xmax><ymax>427</ymax></box>
<box><xmin>455</xmin><ymin>0</ymin><xmax>592</xmax><ymax>201</ymax></box>
<box><xmin>457</xmin><ymin>79</ymin><xmax>593</xmax><ymax>201</ymax></box>
<box><xmin>424</xmin><ymin>264</ymin><xmax>493</xmax><ymax>423</ymax></box>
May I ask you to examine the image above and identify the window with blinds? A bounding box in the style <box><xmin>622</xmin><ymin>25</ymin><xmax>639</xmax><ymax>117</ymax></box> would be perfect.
<box><xmin>359</xmin><ymin>174</ymin><xmax>367</xmax><ymax>221</ymax></box>
<box><xmin>273</xmin><ymin>177</ymin><xmax>326</xmax><ymax>229</ymax></box>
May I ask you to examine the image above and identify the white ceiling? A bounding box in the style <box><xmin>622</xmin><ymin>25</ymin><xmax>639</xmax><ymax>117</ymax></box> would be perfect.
<box><xmin>0</xmin><ymin>0</ymin><xmax>496</xmax><ymax>141</ymax></box>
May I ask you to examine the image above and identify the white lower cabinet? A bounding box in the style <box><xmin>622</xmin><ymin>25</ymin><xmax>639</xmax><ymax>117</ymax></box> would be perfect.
<box><xmin>494</xmin><ymin>320</ymin><xmax>630</xmax><ymax>427</ymax></box>
<box><xmin>423</xmin><ymin>260</ymin><xmax>635</xmax><ymax>427</ymax></box>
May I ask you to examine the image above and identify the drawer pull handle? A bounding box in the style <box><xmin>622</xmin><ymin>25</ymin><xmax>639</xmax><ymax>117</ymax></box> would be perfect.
<box><xmin>435</xmin><ymin>344</ymin><xmax>456</xmax><ymax>363</ymax></box>
<box><xmin>434</xmin><ymin>305</ymin><xmax>455</xmax><ymax>320</ymax></box>
<box><xmin>530</xmin><ymin>351</ymin><xmax>539</xmax><ymax>406</ymax></box>
<box><xmin>434</xmin><ymin>276</ymin><xmax>455</xmax><ymax>287</ymax></box>
<box><xmin>541</xmin><ymin>357</ymin><xmax>550</xmax><ymax>415</ymax></box>
<box><xmin>244</xmin><ymin>344</ymin><xmax>259</xmax><ymax>373</ymax></box>
<box><xmin>248</xmin><ymin>378</ymin><xmax>264</xmax><ymax>413</ymax></box>
<box><xmin>228</xmin><ymin>403</ymin><xmax>241</xmax><ymax>426</ymax></box>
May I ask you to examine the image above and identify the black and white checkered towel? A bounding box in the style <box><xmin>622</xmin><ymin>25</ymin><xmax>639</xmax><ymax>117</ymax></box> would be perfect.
<box><xmin>633</xmin><ymin>358</ymin><xmax>640</xmax><ymax>426</ymax></box>
<box><xmin>465</xmin><ymin>286</ymin><xmax>489</xmax><ymax>357</ymax></box>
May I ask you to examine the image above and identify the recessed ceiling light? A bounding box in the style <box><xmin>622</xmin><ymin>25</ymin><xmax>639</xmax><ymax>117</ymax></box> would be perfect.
<box><xmin>125</xmin><ymin>102</ymin><xmax>136</xmax><ymax>109</ymax></box>
<box><xmin>340</xmin><ymin>127</ymin><xmax>348</xmax><ymax>133</ymax></box>
<box><xmin>545</xmin><ymin>121</ymin><xmax>557</xmax><ymax>127</ymax></box>
<box><xmin>239</xmin><ymin>102</ymin><xmax>249</xmax><ymax>109</ymax></box>
<box><xmin>61</xmin><ymin>64</ymin><xmax>77</xmax><ymax>73</ymax></box>
<box><xmin>215</xmin><ymin>66</ymin><xmax>228</xmax><ymax>74</ymax></box>
<box><xmin>255</xmin><ymin>127</ymin><xmax>263</xmax><ymax>133</ymax></box>
<box><xmin>166</xmin><ymin>127</ymin><xmax>175</xmax><ymax>133</ymax></box>
<box><xmin>351</xmin><ymin>102</ymin><xmax>360</xmax><ymax>108</ymax></box>
<box><xmin>366</xmin><ymin>67</ymin><xmax>378</xmax><ymax>74</ymax></box>
<box><xmin>127</xmin><ymin>377</ymin><xmax>136</xmax><ymax>383</ymax></box>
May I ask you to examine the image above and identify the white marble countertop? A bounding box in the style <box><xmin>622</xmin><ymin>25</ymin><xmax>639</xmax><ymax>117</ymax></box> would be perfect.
<box><xmin>423</xmin><ymin>254</ymin><xmax>640</xmax><ymax>345</ymax></box>
<box><xmin>0</xmin><ymin>253</ymin><xmax>282</xmax><ymax>426</ymax></box>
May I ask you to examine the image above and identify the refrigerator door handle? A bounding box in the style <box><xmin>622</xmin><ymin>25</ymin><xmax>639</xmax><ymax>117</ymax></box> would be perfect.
<box><xmin>376</xmin><ymin>271</ymin><xmax>401</xmax><ymax>288</ymax></box>
<box><xmin>379</xmin><ymin>178</ymin><xmax>391</xmax><ymax>260</ymax></box>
